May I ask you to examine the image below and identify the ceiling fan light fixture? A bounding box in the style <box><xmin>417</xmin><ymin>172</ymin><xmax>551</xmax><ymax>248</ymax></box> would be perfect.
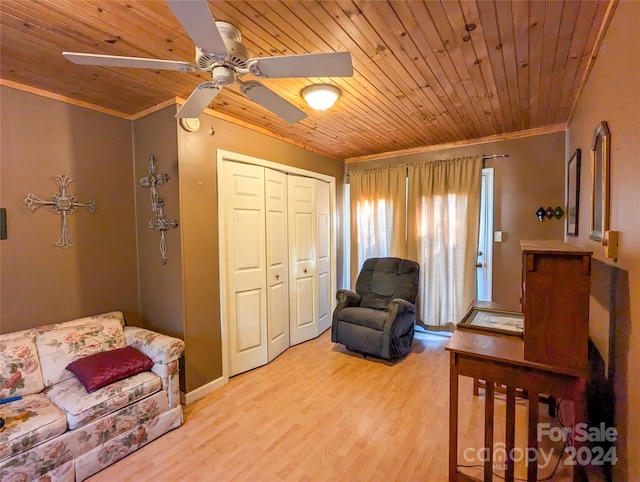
<box><xmin>301</xmin><ymin>84</ymin><xmax>341</xmax><ymax>111</ymax></box>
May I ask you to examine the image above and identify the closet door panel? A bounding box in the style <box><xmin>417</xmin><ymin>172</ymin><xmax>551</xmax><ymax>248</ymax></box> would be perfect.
<box><xmin>265</xmin><ymin>168</ymin><xmax>289</xmax><ymax>361</ymax></box>
<box><xmin>222</xmin><ymin>161</ymin><xmax>268</xmax><ymax>376</ymax></box>
<box><xmin>236</xmin><ymin>289</ymin><xmax>263</xmax><ymax>351</ymax></box>
<box><xmin>316</xmin><ymin>180</ymin><xmax>331</xmax><ymax>333</ymax></box>
<box><xmin>288</xmin><ymin>176</ymin><xmax>317</xmax><ymax>345</ymax></box>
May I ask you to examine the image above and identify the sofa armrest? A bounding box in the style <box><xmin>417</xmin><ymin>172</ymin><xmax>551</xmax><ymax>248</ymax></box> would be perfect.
<box><xmin>124</xmin><ymin>326</ymin><xmax>185</xmax><ymax>364</ymax></box>
<box><xmin>125</xmin><ymin>326</ymin><xmax>184</xmax><ymax>408</ymax></box>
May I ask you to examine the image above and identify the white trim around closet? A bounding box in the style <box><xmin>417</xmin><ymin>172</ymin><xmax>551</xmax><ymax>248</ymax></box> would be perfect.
<box><xmin>216</xmin><ymin>149</ymin><xmax>337</xmax><ymax>384</ymax></box>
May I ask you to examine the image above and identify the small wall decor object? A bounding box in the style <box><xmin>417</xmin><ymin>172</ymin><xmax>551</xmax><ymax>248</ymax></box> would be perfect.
<box><xmin>24</xmin><ymin>174</ymin><xmax>97</xmax><ymax>248</ymax></box>
<box><xmin>536</xmin><ymin>207</ymin><xmax>546</xmax><ymax>221</ymax></box>
<box><xmin>554</xmin><ymin>207</ymin><xmax>564</xmax><ymax>220</ymax></box>
<box><xmin>590</xmin><ymin>121</ymin><xmax>610</xmax><ymax>241</ymax></box>
<box><xmin>545</xmin><ymin>206</ymin><xmax>554</xmax><ymax>220</ymax></box>
<box><xmin>566</xmin><ymin>148</ymin><xmax>581</xmax><ymax>236</ymax></box>
<box><xmin>139</xmin><ymin>155</ymin><xmax>178</xmax><ymax>265</ymax></box>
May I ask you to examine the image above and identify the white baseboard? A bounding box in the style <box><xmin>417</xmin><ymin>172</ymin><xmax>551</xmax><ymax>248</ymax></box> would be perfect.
<box><xmin>180</xmin><ymin>375</ymin><xmax>228</xmax><ymax>405</ymax></box>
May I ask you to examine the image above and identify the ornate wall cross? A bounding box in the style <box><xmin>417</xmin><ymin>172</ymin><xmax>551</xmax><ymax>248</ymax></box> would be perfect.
<box><xmin>139</xmin><ymin>155</ymin><xmax>178</xmax><ymax>265</ymax></box>
<box><xmin>24</xmin><ymin>174</ymin><xmax>97</xmax><ymax>248</ymax></box>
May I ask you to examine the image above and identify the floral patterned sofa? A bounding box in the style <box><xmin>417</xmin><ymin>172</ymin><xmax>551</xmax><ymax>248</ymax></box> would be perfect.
<box><xmin>0</xmin><ymin>311</ymin><xmax>185</xmax><ymax>481</ymax></box>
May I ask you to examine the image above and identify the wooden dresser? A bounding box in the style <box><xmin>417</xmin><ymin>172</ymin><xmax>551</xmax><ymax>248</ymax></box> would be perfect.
<box><xmin>520</xmin><ymin>240</ymin><xmax>592</xmax><ymax>375</ymax></box>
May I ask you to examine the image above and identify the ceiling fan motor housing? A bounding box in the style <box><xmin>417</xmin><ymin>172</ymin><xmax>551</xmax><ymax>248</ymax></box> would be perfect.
<box><xmin>195</xmin><ymin>21</ymin><xmax>249</xmax><ymax>72</ymax></box>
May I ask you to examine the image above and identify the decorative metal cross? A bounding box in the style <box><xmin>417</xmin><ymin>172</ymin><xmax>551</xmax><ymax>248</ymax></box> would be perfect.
<box><xmin>24</xmin><ymin>174</ymin><xmax>97</xmax><ymax>248</ymax></box>
<box><xmin>139</xmin><ymin>155</ymin><xmax>178</xmax><ymax>265</ymax></box>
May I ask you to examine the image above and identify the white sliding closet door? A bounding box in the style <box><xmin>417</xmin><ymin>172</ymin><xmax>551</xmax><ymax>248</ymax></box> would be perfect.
<box><xmin>265</xmin><ymin>169</ymin><xmax>290</xmax><ymax>361</ymax></box>
<box><xmin>221</xmin><ymin>162</ymin><xmax>268</xmax><ymax>376</ymax></box>
<box><xmin>288</xmin><ymin>176</ymin><xmax>318</xmax><ymax>345</ymax></box>
<box><xmin>316</xmin><ymin>180</ymin><xmax>331</xmax><ymax>334</ymax></box>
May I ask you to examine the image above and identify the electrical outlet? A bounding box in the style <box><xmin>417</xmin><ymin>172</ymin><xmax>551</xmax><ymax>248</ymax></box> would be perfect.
<box><xmin>494</xmin><ymin>231</ymin><xmax>503</xmax><ymax>243</ymax></box>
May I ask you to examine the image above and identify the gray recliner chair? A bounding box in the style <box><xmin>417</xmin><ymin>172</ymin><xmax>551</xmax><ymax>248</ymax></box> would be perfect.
<box><xmin>331</xmin><ymin>257</ymin><xmax>420</xmax><ymax>360</ymax></box>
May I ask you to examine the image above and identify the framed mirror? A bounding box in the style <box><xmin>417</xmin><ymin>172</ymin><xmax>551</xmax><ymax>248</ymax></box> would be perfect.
<box><xmin>566</xmin><ymin>148</ymin><xmax>581</xmax><ymax>237</ymax></box>
<box><xmin>590</xmin><ymin>121</ymin><xmax>610</xmax><ymax>241</ymax></box>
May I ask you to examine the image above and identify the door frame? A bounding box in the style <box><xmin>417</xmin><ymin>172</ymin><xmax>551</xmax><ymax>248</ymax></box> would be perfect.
<box><xmin>217</xmin><ymin>149</ymin><xmax>337</xmax><ymax>383</ymax></box>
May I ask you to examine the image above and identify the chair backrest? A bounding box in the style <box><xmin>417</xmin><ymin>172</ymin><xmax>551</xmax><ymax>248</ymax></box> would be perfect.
<box><xmin>355</xmin><ymin>257</ymin><xmax>420</xmax><ymax>310</ymax></box>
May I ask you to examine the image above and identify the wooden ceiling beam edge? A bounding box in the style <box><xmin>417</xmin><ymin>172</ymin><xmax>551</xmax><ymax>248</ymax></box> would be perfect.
<box><xmin>565</xmin><ymin>0</ymin><xmax>618</xmax><ymax>125</ymax></box>
<box><xmin>345</xmin><ymin>124</ymin><xmax>567</xmax><ymax>164</ymax></box>
<box><xmin>0</xmin><ymin>78</ymin><xmax>133</xmax><ymax>120</ymax></box>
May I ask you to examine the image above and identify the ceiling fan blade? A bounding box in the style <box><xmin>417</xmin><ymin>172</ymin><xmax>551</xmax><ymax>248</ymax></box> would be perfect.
<box><xmin>63</xmin><ymin>52</ymin><xmax>197</xmax><ymax>71</ymax></box>
<box><xmin>248</xmin><ymin>51</ymin><xmax>353</xmax><ymax>79</ymax></box>
<box><xmin>176</xmin><ymin>82</ymin><xmax>221</xmax><ymax>118</ymax></box>
<box><xmin>166</xmin><ymin>0</ymin><xmax>228</xmax><ymax>56</ymax></box>
<box><xmin>240</xmin><ymin>81</ymin><xmax>307</xmax><ymax>124</ymax></box>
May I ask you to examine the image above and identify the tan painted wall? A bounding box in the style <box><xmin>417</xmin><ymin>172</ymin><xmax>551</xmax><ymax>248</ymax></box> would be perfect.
<box><xmin>345</xmin><ymin>131</ymin><xmax>566</xmax><ymax>307</ymax></box>
<box><xmin>0</xmin><ymin>86</ymin><xmax>139</xmax><ymax>332</ymax></box>
<box><xmin>132</xmin><ymin>107</ymin><xmax>184</xmax><ymax>339</ymax></box>
<box><xmin>566</xmin><ymin>2</ymin><xmax>640</xmax><ymax>478</ymax></box>
<box><xmin>134</xmin><ymin>106</ymin><xmax>344</xmax><ymax>393</ymax></box>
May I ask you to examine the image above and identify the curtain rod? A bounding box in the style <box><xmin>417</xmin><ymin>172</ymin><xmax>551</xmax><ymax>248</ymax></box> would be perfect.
<box><xmin>482</xmin><ymin>154</ymin><xmax>509</xmax><ymax>160</ymax></box>
<box><xmin>344</xmin><ymin>154</ymin><xmax>510</xmax><ymax>177</ymax></box>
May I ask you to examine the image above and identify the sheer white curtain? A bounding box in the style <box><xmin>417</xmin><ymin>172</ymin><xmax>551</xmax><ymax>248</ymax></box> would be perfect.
<box><xmin>349</xmin><ymin>165</ymin><xmax>407</xmax><ymax>284</ymax></box>
<box><xmin>407</xmin><ymin>156</ymin><xmax>482</xmax><ymax>330</ymax></box>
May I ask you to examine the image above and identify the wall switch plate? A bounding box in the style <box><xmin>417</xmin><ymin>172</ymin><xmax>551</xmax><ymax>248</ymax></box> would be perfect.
<box><xmin>603</xmin><ymin>230</ymin><xmax>619</xmax><ymax>259</ymax></box>
<box><xmin>494</xmin><ymin>231</ymin><xmax>503</xmax><ymax>243</ymax></box>
<box><xmin>0</xmin><ymin>208</ymin><xmax>6</xmax><ymax>240</ymax></box>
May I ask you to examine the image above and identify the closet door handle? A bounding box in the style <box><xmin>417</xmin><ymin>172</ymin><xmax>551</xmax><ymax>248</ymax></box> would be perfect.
<box><xmin>275</xmin><ymin>274</ymin><xmax>280</xmax><ymax>280</ymax></box>
<box><xmin>303</xmin><ymin>269</ymin><xmax>307</xmax><ymax>274</ymax></box>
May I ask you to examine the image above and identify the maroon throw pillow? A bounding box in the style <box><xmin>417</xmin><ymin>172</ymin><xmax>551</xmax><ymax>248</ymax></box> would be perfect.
<box><xmin>66</xmin><ymin>346</ymin><xmax>154</xmax><ymax>393</ymax></box>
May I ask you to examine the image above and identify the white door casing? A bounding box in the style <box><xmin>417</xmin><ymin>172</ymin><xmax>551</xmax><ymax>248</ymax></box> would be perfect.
<box><xmin>265</xmin><ymin>168</ymin><xmax>290</xmax><ymax>361</ymax></box>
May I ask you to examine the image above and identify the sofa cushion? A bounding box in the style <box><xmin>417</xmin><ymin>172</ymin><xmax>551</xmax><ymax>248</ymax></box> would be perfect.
<box><xmin>0</xmin><ymin>393</ymin><xmax>67</xmax><ymax>462</ymax></box>
<box><xmin>66</xmin><ymin>346</ymin><xmax>154</xmax><ymax>393</ymax></box>
<box><xmin>44</xmin><ymin>371</ymin><xmax>162</xmax><ymax>430</ymax></box>
<box><xmin>36</xmin><ymin>319</ymin><xmax>126</xmax><ymax>388</ymax></box>
<box><xmin>1</xmin><ymin>336</ymin><xmax>44</xmax><ymax>399</ymax></box>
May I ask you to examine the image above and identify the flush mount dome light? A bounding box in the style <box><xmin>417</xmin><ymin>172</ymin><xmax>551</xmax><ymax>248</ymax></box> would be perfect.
<box><xmin>301</xmin><ymin>84</ymin><xmax>341</xmax><ymax>111</ymax></box>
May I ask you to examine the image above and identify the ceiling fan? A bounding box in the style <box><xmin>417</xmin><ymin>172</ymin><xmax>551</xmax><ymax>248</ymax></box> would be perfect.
<box><xmin>62</xmin><ymin>0</ymin><xmax>353</xmax><ymax>123</ymax></box>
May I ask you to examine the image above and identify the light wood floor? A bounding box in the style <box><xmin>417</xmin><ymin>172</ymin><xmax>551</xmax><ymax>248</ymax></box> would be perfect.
<box><xmin>89</xmin><ymin>329</ymin><xmax>583</xmax><ymax>481</ymax></box>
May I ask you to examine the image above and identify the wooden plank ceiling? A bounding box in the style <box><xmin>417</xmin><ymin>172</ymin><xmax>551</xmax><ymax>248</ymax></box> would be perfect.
<box><xmin>0</xmin><ymin>0</ymin><xmax>612</xmax><ymax>160</ymax></box>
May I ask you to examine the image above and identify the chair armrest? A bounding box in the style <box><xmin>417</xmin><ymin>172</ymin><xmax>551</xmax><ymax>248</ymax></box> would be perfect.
<box><xmin>380</xmin><ymin>298</ymin><xmax>417</xmax><ymax>359</ymax></box>
<box><xmin>389</xmin><ymin>298</ymin><xmax>416</xmax><ymax>316</ymax></box>
<box><xmin>336</xmin><ymin>289</ymin><xmax>361</xmax><ymax>307</ymax></box>
<box><xmin>124</xmin><ymin>326</ymin><xmax>185</xmax><ymax>365</ymax></box>
<box><xmin>332</xmin><ymin>289</ymin><xmax>362</xmax><ymax>342</ymax></box>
